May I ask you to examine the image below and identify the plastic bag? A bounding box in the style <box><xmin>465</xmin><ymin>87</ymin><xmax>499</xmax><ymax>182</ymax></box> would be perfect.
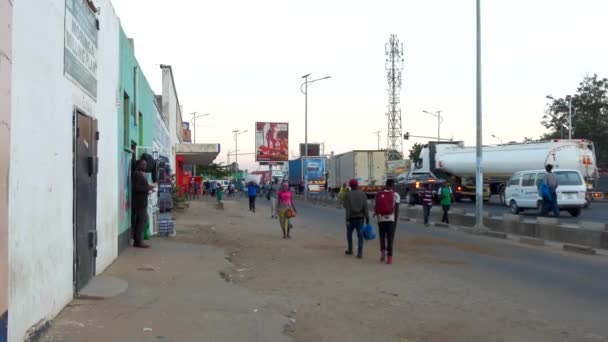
<box><xmin>363</xmin><ymin>224</ymin><xmax>376</xmax><ymax>240</ymax></box>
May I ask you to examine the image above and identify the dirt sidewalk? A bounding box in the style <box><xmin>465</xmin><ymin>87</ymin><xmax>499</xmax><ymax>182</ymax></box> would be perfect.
<box><xmin>42</xmin><ymin>197</ymin><xmax>583</xmax><ymax>342</ymax></box>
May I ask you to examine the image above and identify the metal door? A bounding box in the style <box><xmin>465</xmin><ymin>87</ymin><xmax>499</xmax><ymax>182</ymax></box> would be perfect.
<box><xmin>73</xmin><ymin>112</ymin><xmax>98</xmax><ymax>292</ymax></box>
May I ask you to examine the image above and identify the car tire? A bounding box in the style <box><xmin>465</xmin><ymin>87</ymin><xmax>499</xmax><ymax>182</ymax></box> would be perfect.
<box><xmin>499</xmin><ymin>189</ymin><xmax>506</xmax><ymax>206</ymax></box>
<box><xmin>568</xmin><ymin>208</ymin><xmax>582</xmax><ymax>217</ymax></box>
<box><xmin>510</xmin><ymin>200</ymin><xmax>520</xmax><ymax>215</ymax></box>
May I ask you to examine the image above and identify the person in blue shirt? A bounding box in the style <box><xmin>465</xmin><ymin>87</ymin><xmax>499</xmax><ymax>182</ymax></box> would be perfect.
<box><xmin>248</xmin><ymin>181</ymin><xmax>258</xmax><ymax>212</ymax></box>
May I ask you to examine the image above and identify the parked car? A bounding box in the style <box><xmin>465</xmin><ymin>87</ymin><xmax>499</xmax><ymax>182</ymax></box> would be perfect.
<box><xmin>504</xmin><ymin>169</ymin><xmax>587</xmax><ymax>217</ymax></box>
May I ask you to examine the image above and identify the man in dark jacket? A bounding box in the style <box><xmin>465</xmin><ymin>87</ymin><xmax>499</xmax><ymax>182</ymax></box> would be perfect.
<box><xmin>343</xmin><ymin>179</ymin><xmax>370</xmax><ymax>258</ymax></box>
<box><xmin>132</xmin><ymin>158</ymin><xmax>155</xmax><ymax>248</ymax></box>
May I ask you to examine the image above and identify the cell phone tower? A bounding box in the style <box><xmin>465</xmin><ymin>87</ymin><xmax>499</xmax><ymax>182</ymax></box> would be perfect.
<box><xmin>385</xmin><ymin>34</ymin><xmax>405</xmax><ymax>161</ymax></box>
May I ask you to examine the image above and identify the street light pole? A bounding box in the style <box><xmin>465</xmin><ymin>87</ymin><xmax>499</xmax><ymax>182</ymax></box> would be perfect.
<box><xmin>475</xmin><ymin>0</ymin><xmax>484</xmax><ymax>229</ymax></box>
<box><xmin>233</xmin><ymin>130</ymin><xmax>248</xmax><ymax>181</ymax></box>
<box><xmin>422</xmin><ymin>110</ymin><xmax>443</xmax><ymax>142</ymax></box>
<box><xmin>373</xmin><ymin>131</ymin><xmax>381</xmax><ymax>150</ymax></box>
<box><xmin>191</xmin><ymin>112</ymin><xmax>210</xmax><ymax>144</ymax></box>
<box><xmin>546</xmin><ymin>95</ymin><xmax>575</xmax><ymax>139</ymax></box>
<box><xmin>491</xmin><ymin>134</ymin><xmax>503</xmax><ymax>144</ymax></box>
<box><xmin>300</xmin><ymin>73</ymin><xmax>331</xmax><ymax>201</ymax></box>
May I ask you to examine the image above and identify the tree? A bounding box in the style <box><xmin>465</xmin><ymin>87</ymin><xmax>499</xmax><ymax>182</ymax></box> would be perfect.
<box><xmin>195</xmin><ymin>163</ymin><xmax>231</xmax><ymax>179</ymax></box>
<box><xmin>542</xmin><ymin>74</ymin><xmax>608</xmax><ymax>167</ymax></box>
<box><xmin>408</xmin><ymin>143</ymin><xmax>423</xmax><ymax>165</ymax></box>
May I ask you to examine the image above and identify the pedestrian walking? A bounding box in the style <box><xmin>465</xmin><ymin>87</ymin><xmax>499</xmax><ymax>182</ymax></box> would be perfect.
<box><xmin>193</xmin><ymin>180</ymin><xmax>200</xmax><ymax>200</ymax></box>
<box><xmin>338</xmin><ymin>183</ymin><xmax>348</xmax><ymax>206</ymax></box>
<box><xmin>228</xmin><ymin>182</ymin><xmax>235</xmax><ymax>198</ymax></box>
<box><xmin>269</xmin><ymin>179</ymin><xmax>280</xmax><ymax>219</ymax></box>
<box><xmin>277</xmin><ymin>182</ymin><xmax>297</xmax><ymax>239</ymax></box>
<box><xmin>210</xmin><ymin>181</ymin><xmax>217</xmax><ymax>197</ymax></box>
<box><xmin>439</xmin><ymin>183</ymin><xmax>454</xmax><ymax>224</ymax></box>
<box><xmin>343</xmin><ymin>179</ymin><xmax>370</xmax><ymax>259</ymax></box>
<box><xmin>541</xmin><ymin>164</ymin><xmax>560</xmax><ymax>217</ymax></box>
<box><xmin>248</xmin><ymin>181</ymin><xmax>258</xmax><ymax>212</ymax></box>
<box><xmin>375</xmin><ymin>179</ymin><xmax>400</xmax><ymax>265</ymax></box>
<box><xmin>421</xmin><ymin>183</ymin><xmax>434</xmax><ymax>226</ymax></box>
<box><xmin>132</xmin><ymin>158</ymin><xmax>155</xmax><ymax>248</ymax></box>
<box><xmin>216</xmin><ymin>183</ymin><xmax>223</xmax><ymax>203</ymax></box>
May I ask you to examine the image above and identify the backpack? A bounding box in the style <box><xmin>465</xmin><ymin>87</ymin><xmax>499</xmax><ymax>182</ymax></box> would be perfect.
<box><xmin>375</xmin><ymin>190</ymin><xmax>395</xmax><ymax>216</ymax></box>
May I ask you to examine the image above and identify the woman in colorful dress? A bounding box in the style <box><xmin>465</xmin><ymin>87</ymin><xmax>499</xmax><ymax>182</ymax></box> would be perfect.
<box><xmin>277</xmin><ymin>182</ymin><xmax>297</xmax><ymax>239</ymax></box>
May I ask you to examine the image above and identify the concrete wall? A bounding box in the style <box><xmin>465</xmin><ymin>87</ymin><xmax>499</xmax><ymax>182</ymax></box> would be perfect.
<box><xmin>8</xmin><ymin>0</ymin><xmax>119</xmax><ymax>340</ymax></box>
<box><xmin>0</xmin><ymin>0</ymin><xmax>12</xmax><ymax>338</ymax></box>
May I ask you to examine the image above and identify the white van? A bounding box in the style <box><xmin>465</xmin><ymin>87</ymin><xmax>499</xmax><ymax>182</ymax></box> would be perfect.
<box><xmin>504</xmin><ymin>169</ymin><xmax>586</xmax><ymax>217</ymax></box>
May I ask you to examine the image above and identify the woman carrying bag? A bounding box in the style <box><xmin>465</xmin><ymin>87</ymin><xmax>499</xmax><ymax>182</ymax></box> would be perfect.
<box><xmin>277</xmin><ymin>182</ymin><xmax>297</xmax><ymax>239</ymax></box>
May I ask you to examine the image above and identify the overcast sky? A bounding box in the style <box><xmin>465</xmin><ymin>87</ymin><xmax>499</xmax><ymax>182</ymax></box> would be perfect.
<box><xmin>112</xmin><ymin>0</ymin><xmax>608</xmax><ymax>171</ymax></box>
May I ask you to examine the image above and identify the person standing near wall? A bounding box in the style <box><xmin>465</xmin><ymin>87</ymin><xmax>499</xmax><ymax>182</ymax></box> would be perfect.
<box><xmin>132</xmin><ymin>159</ymin><xmax>155</xmax><ymax>248</ymax></box>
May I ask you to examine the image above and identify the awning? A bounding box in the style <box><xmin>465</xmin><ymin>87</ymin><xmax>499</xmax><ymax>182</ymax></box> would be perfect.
<box><xmin>176</xmin><ymin>143</ymin><xmax>220</xmax><ymax>166</ymax></box>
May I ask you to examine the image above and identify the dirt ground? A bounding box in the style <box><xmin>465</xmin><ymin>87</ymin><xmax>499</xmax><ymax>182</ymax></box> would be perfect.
<box><xmin>41</xmin><ymin>197</ymin><xmax>597</xmax><ymax>342</ymax></box>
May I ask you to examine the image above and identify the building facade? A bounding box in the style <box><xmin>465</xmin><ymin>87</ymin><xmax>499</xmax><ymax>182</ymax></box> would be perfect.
<box><xmin>8</xmin><ymin>0</ymin><xmax>120</xmax><ymax>340</ymax></box>
<box><xmin>117</xmin><ymin>31</ymin><xmax>156</xmax><ymax>253</ymax></box>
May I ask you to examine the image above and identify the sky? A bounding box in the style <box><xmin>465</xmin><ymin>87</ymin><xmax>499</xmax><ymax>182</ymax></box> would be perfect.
<box><xmin>111</xmin><ymin>0</ymin><xmax>608</xmax><ymax>171</ymax></box>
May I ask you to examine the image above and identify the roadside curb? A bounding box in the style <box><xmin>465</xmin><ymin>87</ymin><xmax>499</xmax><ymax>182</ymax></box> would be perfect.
<box><xmin>519</xmin><ymin>237</ymin><xmax>546</xmax><ymax>246</ymax></box>
<box><xmin>484</xmin><ymin>231</ymin><xmax>507</xmax><ymax>239</ymax></box>
<box><xmin>563</xmin><ymin>244</ymin><xmax>597</xmax><ymax>255</ymax></box>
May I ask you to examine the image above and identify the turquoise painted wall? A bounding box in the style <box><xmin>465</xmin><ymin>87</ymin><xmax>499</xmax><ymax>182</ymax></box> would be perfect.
<box><xmin>117</xmin><ymin>27</ymin><xmax>156</xmax><ymax>241</ymax></box>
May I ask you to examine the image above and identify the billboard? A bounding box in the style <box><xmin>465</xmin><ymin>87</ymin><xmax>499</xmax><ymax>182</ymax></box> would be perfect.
<box><xmin>256</xmin><ymin>122</ymin><xmax>289</xmax><ymax>162</ymax></box>
<box><xmin>182</xmin><ymin>121</ymin><xmax>192</xmax><ymax>143</ymax></box>
<box><xmin>299</xmin><ymin>143</ymin><xmax>321</xmax><ymax>157</ymax></box>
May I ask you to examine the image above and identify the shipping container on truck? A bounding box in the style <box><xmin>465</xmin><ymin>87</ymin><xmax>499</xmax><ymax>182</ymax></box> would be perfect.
<box><xmin>328</xmin><ymin>150</ymin><xmax>387</xmax><ymax>196</ymax></box>
<box><xmin>415</xmin><ymin>140</ymin><xmax>599</xmax><ymax>204</ymax></box>
<box><xmin>288</xmin><ymin>157</ymin><xmax>327</xmax><ymax>193</ymax></box>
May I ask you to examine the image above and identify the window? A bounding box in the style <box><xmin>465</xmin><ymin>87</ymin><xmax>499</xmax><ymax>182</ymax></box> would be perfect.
<box><xmin>555</xmin><ymin>171</ymin><xmax>583</xmax><ymax>186</ymax></box>
<box><xmin>534</xmin><ymin>173</ymin><xmax>544</xmax><ymax>186</ymax></box>
<box><xmin>508</xmin><ymin>174</ymin><xmax>520</xmax><ymax>186</ymax></box>
<box><xmin>521</xmin><ymin>173</ymin><xmax>535</xmax><ymax>186</ymax></box>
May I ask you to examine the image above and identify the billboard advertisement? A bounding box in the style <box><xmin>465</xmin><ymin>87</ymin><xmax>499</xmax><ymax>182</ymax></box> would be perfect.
<box><xmin>255</xmin><ymin>122</ymin><xmax>288</xmax><ymax>162</ymax></box>
<box><xmin>182</xmin><ymin>121</ymin><xmax>192</xmax><ymax>143</ymax></box>
<box><xmin>299</xmin><ymin>143</ymin><xmax>320</xmax><ymax>157</ymax></box>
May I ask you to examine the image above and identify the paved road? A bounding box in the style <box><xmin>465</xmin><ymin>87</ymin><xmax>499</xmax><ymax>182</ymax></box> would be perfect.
<box><xmin>454</xmin><ymin>199</ymin><xmax>608</xmax><ymax>224</ymax></box>
<box><xmin>255</xmin><ymin>198</ymin><xmax>608</xmax><ymax>338</ymax></box>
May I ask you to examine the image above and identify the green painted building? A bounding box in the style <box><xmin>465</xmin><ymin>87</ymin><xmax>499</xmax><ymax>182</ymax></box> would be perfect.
<box><xmin>117</xmin><ymin>28</ymin><xmax>156</xmax><ymax>253</ymax></box>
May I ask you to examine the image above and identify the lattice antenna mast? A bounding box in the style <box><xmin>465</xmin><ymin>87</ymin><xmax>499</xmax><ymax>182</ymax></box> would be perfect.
<box><xmin>385</xmin><ymin>34</ymin><xmax>405</xmax><ymax>160</ymax></box>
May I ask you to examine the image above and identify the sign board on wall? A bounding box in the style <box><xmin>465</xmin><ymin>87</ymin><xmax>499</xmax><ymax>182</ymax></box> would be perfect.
<box><xmin>299</xmin><ymin>143</ymin><xmax>320</xmax><ymax>157</ymax></box>
<box><xmin>255</xmin><ymin>122</ymin><xmax>288</xmax><ymax>162</ymax></box>
<box><xmin>64</xmin><ymin>0</ymin><xmax>98</xmax><ymax>100</ymax></box>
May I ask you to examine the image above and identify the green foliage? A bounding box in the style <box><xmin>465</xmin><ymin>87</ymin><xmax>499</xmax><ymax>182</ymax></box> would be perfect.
<box><xmin>542</xmin><ymin>74</ymin><xmax>608</xmax><ymax>167</ymax></box>
<box><xmin>408</xmin><ymin>143</ymin><xmax>424</xmax><ymax>165</ymax></box>
<box><xmin>195</xmin><ymin>162</ymin><xmax>232</xmax><ymax>179</ymax></box>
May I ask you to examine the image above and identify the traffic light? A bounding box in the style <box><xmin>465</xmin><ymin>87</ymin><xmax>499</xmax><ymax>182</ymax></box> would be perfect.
<box><xmin>404</xmin><ymin>132</ymin><xmax>410</xmax><ymax>140</ymax></box>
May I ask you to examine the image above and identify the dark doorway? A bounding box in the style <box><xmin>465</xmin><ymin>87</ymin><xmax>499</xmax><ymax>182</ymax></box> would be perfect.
<box><xmin>73</xmin><ymin>111</ymin><xmax>99</xmax><ymax>292</ymax></box>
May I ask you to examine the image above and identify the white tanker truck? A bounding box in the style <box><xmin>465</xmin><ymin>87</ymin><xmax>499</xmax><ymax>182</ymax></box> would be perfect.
<box><xmin>414</xmin><ymin>139</ymin><xmax>599</xmax><ymax>204</ymax></box>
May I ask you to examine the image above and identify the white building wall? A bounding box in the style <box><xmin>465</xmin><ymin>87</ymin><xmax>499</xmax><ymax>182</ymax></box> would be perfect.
<box><xmin>94</xmin><ymin>0</ymin><xmax>120</xmax><ymax>275</ymax></box>
<box><xmin>161</xmin><ymin>66</ymin><xmax>182</xmax><ymax>171</ymax></box>
<box><xmin>8</xmin><ymin>0</ymin><xmax>120</xmax><ymax>340</ymax></box>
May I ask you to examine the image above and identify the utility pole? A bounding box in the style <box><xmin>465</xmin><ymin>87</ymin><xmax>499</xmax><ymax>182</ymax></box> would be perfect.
<box><xmin>422</xmin><ymin>110</ymin><xmax>443</xmax><ymax>142</ymax></box>
<box><xmin>385</xmin><ymin>34</ymin><xmax>405</xmax><ymax>160</ymax></box>
<box><xmin>373</xmin><ymin>131</ymin><xmax>381</xmax><ymax>150</ymax></box>
<box><xmin>233</xmin><ymin>130</ymin><xmax>248</xmax><ymax>181</ymax></box>
<box><xmin>475</xmin><ymin>0</ymin><xmax>484</xmax><ymax>229</ymax></box>
<box><xmin>300</xmin><ymin>73</ymin><xmax>331</xmax><ymax>200</ymax></box>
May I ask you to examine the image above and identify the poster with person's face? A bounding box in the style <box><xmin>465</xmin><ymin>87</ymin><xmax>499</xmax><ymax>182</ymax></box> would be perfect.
<box><xmin>255</xmin><ymin>122</ymin><xmax>289</xmax><ymax>162</ymax></box>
